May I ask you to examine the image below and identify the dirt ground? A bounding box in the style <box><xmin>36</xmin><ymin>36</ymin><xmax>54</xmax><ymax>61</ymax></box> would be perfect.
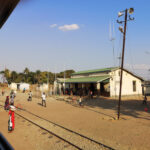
<box><xmin>0</xmin><ymin>90</ymin><xmax>150</xmax><ymax>150</ymax></box>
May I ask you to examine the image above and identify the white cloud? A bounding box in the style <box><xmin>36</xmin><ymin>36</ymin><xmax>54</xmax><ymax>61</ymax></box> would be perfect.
<box><xmin>50</xmin><ymin>24</ymin><xmax>57</xmax><ymax>28</ymax></box>
<box><xmin>58</xmin><ymin>24</ymin><xmax>80</xmax><ymax>31</ymax></box>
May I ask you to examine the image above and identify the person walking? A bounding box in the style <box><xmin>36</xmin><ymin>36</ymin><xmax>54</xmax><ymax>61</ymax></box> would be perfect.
<box><xmin>41</xmin><ymin>92</ymin><xmax>46</xmax><ymax>107</ymax></box>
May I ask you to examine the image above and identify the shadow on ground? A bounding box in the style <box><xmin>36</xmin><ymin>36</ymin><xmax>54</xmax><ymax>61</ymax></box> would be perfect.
<box><xmin>37</xmin><ymin>102</ymin><xmax>42</xmax><ymax>106</ymax></box>
<box><xmin>82</xmin><ymin>96</ymin><xmax>150</xmax><ymax>120</ymax></box>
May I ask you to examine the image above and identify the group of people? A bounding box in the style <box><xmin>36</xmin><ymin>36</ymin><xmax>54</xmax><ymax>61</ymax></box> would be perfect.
<box><xmin>3</xmin><ymin>90</ymin><xmax>16</xmax><ymax>132</ymax></box>
<box><xmin>4</xmin><ymin>91</ymin><xmax>15</xmax><ymax>110</ymax></box>
<box><xmin>3</xmin><ymin>89</ymin><xmax>49</xmax><ymax>132</ymax></box>
<box><xmin>27</xmin><ymin>91</ymin><xmax>46</xmax><ymax>107</ymax></box>
<box><xmin>59</xmin><ymin>87</ymin><xmax>94</xmax><ymax>98</ymax></box>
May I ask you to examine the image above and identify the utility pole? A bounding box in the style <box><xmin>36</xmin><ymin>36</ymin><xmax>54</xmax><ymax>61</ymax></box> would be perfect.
<box><xmin>118</xmin><ymin>9</ymin><xmax>127</xmax><ymax>120</ymax></box>
<box><xmin>117</xmin><ymin>8</ymin><xmax>134</xmax><ymax>120</ymax></box>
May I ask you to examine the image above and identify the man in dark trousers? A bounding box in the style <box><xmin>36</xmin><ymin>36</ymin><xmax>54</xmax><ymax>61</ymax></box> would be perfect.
<box><xmin>143</xmin><ymin>95</ymin><xmax>147</xmax><ymax>105</ymax></box>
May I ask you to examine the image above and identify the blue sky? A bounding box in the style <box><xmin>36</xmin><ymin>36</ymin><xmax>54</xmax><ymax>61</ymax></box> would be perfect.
<box><xmin>0</xmin><ymin>0</ymin><xmax>150</xmax><ymax>78</ymax></box>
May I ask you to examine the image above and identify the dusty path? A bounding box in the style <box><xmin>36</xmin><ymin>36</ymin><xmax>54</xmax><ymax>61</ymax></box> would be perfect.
<box><xmin>0</xmin><ymin>91</ymin><xmax>150</xmax><ymax>150</ymax></box>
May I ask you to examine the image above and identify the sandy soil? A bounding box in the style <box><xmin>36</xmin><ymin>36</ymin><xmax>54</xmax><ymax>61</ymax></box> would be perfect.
<box><xmin>0</xmin><ymin>91</ymin><xmax>150</xmax><ymax>150</ymax></box>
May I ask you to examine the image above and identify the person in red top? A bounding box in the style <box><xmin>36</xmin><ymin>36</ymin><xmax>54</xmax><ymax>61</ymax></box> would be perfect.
<box><xmin>8</xmin><ymin>106</ymin><xmax>16</xmax><ymax>131</ymax></box>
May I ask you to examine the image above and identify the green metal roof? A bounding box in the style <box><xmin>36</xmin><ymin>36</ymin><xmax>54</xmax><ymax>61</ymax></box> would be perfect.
<box><xmin>64</xmin><ymin>75</ymin><xmax>110</xmax><ymax>83</ymax></box>
<box><xmin>72</xmin><ymin>67</ymin><xmax>118</xmax><ymax>75</ymax></box>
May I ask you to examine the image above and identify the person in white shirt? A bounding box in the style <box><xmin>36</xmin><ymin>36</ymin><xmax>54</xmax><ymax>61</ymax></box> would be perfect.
<box><xmin>28</xmin><ymin>91</ymin><xmax>32</xmax><ymax>101</ymax></box>
<box><xmin>79</xmin><ymin>96</ymin><xmax>82</xmax><ymax>106</ymax></box>
<box><xmin>41</xmin><ymin>92</ymin><xmax>46</xmax><ymax>107</ymax></box>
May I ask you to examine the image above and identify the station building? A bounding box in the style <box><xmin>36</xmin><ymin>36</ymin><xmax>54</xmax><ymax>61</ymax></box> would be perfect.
<box><xmin>55</xmin><ymin>67</ymin><xmax>144</xmax><ymax>97</ymax></box>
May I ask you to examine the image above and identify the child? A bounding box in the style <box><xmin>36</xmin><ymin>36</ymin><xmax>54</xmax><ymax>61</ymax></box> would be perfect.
<box><xmin>28</xmin><ymin>91</ymin><xmax>32</xmax><ymax>101</ymax></box>
<box><xmin>79</xmin><ymin>96</ymin><xmax>82</xmax><ymax>106</ymax></box>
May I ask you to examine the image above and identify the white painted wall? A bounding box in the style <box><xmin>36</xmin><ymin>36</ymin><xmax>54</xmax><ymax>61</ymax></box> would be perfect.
<box><xmin>9</xmin><ymin>83</ymin><xmax>17</xmax><ymax>90</ymax></box>
<box><xmin>110</xmin><ymin>69</ymin><xmax>143</xmax><ymax>96</ymax></box>
<box><xmin>20</xmin><ymin>83</ymin><xmax>30</xmax><ymax>91</ymax></box>
<box><xmin>144</xmin><ymin>86</ymin><xmax>150</xmax><ymax>95</ymax></box>
<box><xmin>39</xmin><ymin>84</ymin><xmax>49</xmax><ymax>92</ymax></box>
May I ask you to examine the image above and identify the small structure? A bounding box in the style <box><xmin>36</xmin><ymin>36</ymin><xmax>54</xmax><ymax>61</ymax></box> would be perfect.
<box><xmin>9</xmin><ymin>83</ymin><xmax>17</xmax><ymax>90</ymax></box>
<box><xmin>0</xmin><ymin>74</ymin><xmax>7</xmax><ymax>83</ymax></box>
<box><xmin>9</xmin><ymin>83</ymin><xmax>30</xmax><ymax>91</ymax></box>
<box><xmin>39</xmin><ymin>84</ymin><xmax>49</xmax><ymax>92</ymax></box>
<box><xmin>110</xmin><ymin>68</ymin><xmax>144</xmax><ymax>97</ymax></box>
<box><xmin>19</xmin><ymin>83</ymin><xmax>30</xmax><ymax>91</ymax></box>
<box><xmin>54</xmin><ymin>78</ymin><xmax>69</xmax><ymax>95</ymax></box>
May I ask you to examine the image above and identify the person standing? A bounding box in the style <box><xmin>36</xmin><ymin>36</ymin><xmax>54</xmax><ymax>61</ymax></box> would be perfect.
<box><xmin>4</xmin><ymin>96</ymin><xmax>9</xmax><ymax>110</ymax></box>
<box><xmin>23</xmin><ymin>88</ymin><xmax>26</xmax><ymax>93</ymax></box>
<box><xmin>10</xmin><ymin>95</ymin><xmax>14</xmax><ymax>106</ymax></box>
<box><xmin>8</xmin><ymin>105</ymin><xmax>16</xmax><ymax>132</ymax></box>
<box><xmin>41</xmin><ymin>92</ymin><xmax>46</xmax><ymax>107</ymax></box>
<box><xmin>79</xmin><ymin>96</ymin><xmax>82</xmax><ymax>106</ymax></box>
<box><xmin>28</xmin><ymin>91</ymin><xmax>32</xmax><ymax>101</ymax></box>
<box><xmin>90</xmin><ymin>90</ymin><xmax>93</xmax><ymax>99</ymax></box>
<box><xmin>143</xmin><ymin>95</ymin><xmax>147</xmax><ymax>105</ymax></box>
<box><xmin>2</xmin><ymin>89</ymin><xmax>5</xmax><ymax>96</ymax></box>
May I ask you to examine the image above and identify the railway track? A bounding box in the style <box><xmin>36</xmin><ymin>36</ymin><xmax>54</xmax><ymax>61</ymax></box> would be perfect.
<box><xmin>17</xmin><ymin>108</ymin><xmax>115</xmax><ymax>150</ymax></box>
<box><xmin>0</xmin><ymin>104</ymin><xmax>77</xmax><ymax>150</ymax></box>
<box><xmin>0</xmin><ymin>102</ymin><xmax>115</xmax><ymax>150</ymax></box>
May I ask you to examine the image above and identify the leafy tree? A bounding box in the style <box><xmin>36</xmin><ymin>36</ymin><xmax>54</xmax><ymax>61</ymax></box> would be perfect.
<box><xmin>2</xmin><ymin>68</ymin><xmax>75</xmax><ymax>84</ymax></box>
<box><xmin>24</xmin><ymin>67</ymin><xmax>30</xmax><ymax>74</ymax></box>
<box><xmin>65</xmin><ymin>70</ymin><xmax>75</xmax><ymax>78</ymax></box>
<box><xmin>4</xmin><ymin>69</ymin><xmax>11</xmax><ymax>84</ymax></box>
<box><xmin>35</xmin><ymin>70</ymin><xmax>41</xmax><ymax>84</ymax></box>
<box><xmin>11</xmin><ymin>71</ymin><xmax>18</xmax><ymax>82</ymax></box>
<box><xmin>57</xmin><ymin>70</ymin><xmax>75</xmax><ymax>78</ymax></box>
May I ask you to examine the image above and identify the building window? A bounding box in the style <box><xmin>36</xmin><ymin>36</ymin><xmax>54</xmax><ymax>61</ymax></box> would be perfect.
<box><xmin>133</xmin><ymin>81</ymin><xmax>136</xmax><ymax>92</ymax></box>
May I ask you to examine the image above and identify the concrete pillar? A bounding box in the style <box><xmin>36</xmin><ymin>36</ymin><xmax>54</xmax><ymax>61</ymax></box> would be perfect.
<box><xmin>97</xmin><ymin>83</ymin><xmax>100</xmax><ymax>90</ymax></box>
<box><xmin>97</xmin><ymin>83</ymin><xmax>100</xmax><ymax>95</ymax></box>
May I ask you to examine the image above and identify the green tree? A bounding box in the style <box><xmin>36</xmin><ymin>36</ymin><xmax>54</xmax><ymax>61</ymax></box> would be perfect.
<box><xmin>35</xmin><ymin>70</ymin><xmax>41</xmax><ymax>84</ymax></box>
<box><xmin>23</xmin><ymin>67</ymin><xmax>30</xmax><ymax>82</ymax></box>
<box><xmin>4</xmin><ymin>69</ymin><xmax>11</xmax><ymax>83</ymax></box>
<box><xmin>57</xmin><ymin>70</ymin><xmax>75</xmax><ymax>78</ymax></box>
<box><xmin>11</xmin><ymin>71</ymin><xmax>18</xmax><ymax>82</ymax></box>
<box><xmin>24</xmin><ymin>67</ymin><xmax>30</xmax><ymax>74</ymax></box>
